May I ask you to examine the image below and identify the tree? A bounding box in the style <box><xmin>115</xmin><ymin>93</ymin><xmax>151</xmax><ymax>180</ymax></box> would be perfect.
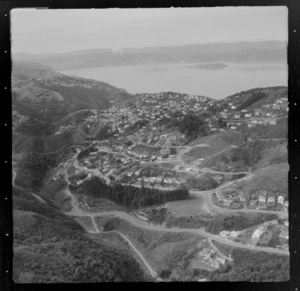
<box><xmin>217</xmin><ymin>117</ymin><xmax>227</xmax><ymax>129</ymax></box>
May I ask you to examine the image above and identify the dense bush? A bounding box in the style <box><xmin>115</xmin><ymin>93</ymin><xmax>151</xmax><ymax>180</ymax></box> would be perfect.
<box><xmin>179</xmin><ymin>113</ymin><xmax>209</xmax><ymax>141</ymax></box>
<box><xmin>13</xmin><ymin>188</ymin><xmax>147</xmax><ymax>283</ymax></box>
<box><xmin>41</xmin><ymin>178</ymin><xmax>67</xmax><ymax>200</ymax></box>
<box><xmin>237</xmin><ymin>91</ymin><xmax>266</xmax><ymax>110</ymax></box>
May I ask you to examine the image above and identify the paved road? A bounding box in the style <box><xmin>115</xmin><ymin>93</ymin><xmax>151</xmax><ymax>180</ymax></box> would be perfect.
<box><xmin>64</xmin><ymin>188</ymin><xmax>158</xmax><ymax>279</ymax></box>
<box><xmin>65</xmin><ymin>196</ymin><xmax>289</xmax><ymax>256</ymax></box>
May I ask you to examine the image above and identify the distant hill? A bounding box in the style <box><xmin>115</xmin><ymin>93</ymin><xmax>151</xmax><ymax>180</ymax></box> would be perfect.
<box><xmin>13</xmin><ymin>41</ymin><xmax>287</xmax><ymax>71</ymax></box>
<box><xmin>12</xmin><ymin>62</ymin><xmax>132</xmax><ymax>119</ymax></box>
<box><xmin>12</xmin><ymin>62</ymin><xmax>58</xmax><ymax>79</ymax></box>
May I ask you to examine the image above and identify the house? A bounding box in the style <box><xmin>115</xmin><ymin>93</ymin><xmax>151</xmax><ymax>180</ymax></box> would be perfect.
<box><xmin>223</xmin><ymin>199</ymin><xmax>231</xmax><ymax>207</ymax></box>
<box><xmin>277</xmin><ymin>195</ymin><xmax>285</xmax><ymax>205</ymax></box>
<box><xmin>267</xmin><ymin>196</ymin><xmax>276</xmax><ymax>207</ymax></box>
<box><xmin>248</xmin><ymin>199</ymin><xmax>258</xmax><ymax>209</ymax></box>
<box><xmin>284</xmin><ymin>200</ymin><xmax>289</xmax><ymax>212</ymax></box>
<box><xmin>279</xmin><ymin>229</ymin><xmax>288</xmax><ymax>239</ymax></box>
<box><xmin>234</xmin><ymin>113</ymin><xmax>240</xmax><ymax>119</ymax></box>
<box><xmin>252</xmin><ymin>226</ymin><xmax>265</xmax><ymax>240</ymax></box>
<box><xmin>245</xmin><ymin>113</ymin><xmax>252</xmax><ymax>118</ymax></box>
<box><xmin>239</xmin><ymin>195</ymin><xmax>247</xmax><ymax>202</ymax></box>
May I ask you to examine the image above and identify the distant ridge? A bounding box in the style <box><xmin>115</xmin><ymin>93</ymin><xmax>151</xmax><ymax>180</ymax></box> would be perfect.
<box><xmin>13</xmin><ymin>41</ymin><xmax>287</xmax><ymax>71</ymax></box>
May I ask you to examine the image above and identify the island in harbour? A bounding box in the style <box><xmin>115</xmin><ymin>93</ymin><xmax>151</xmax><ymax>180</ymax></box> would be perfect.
<box><xmin>185</xmin><ymin>63</ymin><xmax>228</xmax><ymax>70</ymax></box>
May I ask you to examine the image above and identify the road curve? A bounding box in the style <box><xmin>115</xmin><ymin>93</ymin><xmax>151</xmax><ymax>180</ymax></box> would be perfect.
<box><xmin>66</xmin><ymin>206</ymin><xmax>289</xmax><ymax>256</ymax></box>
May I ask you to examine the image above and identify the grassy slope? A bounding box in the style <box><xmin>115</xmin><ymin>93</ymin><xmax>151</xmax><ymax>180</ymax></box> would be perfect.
<box><xmin>96</xmin><ymin>217</ymin><xmax>202</xmax><ymax>276</ymax></box>
<box><xmin>232</xmin><ymin>163</ymin><xmax>288</xmax><ymax>194</ymax></box>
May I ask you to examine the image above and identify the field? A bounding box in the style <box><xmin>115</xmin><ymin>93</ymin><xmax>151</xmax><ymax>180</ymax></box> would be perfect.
<box><xmin>166</xmin><ymin>196</ymin><xmax>206</xmax><ymax>216</ymax></box>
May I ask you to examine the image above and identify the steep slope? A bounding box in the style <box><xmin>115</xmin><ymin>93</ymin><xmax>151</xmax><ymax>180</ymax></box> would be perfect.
<box><xmin>13</xmin><ymin>186</ymin><xmax>148</xmax><ymax>283</ymax></box>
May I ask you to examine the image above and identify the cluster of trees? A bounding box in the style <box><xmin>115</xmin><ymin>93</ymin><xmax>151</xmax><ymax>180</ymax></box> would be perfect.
<box><xmin>41</xmin><ymin>178</ymin><xmax>67</xmax><ymax>200</ymax></box>
<box><xmin>17</xmin><ymin>120</ymin><xmax>75</xmax><ymax>191</ymax></box>
<box><xmin>205</xmin><ymin>213</ymin><xmax>278</xmax><ymax>234</ymax></box>
<box><xmin>128</xmin><ymin>119</ymin><xmax>149</xmax><ymax>131</ymax></box>
<box><xmin>179</xmin><ymin>113</ymin><xmax>209</xmax><ymax>141</ymax></box>
<box><xmin>77</xmin><ymin>148</ymin><xmax>92</xmax><ymax>161</ymax></box>
<box><xmin>230</xmin><ymin>140</ymin><xmax>266</xmax><ymax>170</ymax></box>
<box><xmin>94</xmin><ymin>125</ymin><xmax>113</xmax><ymax>140</ymax></box>
<box><xmin>187</xmin><ymin>174</ymin><xmax>218</xmax><ymax>191</ymax></box>
<box><xmin>73</xmin><ymin>177</ymin><xmax>189</xmax><ymax>210</ymax></box>
<box><xmin>237</xmin><ymin>91</ymin><xmax>267</xmax><ymax>110</ymax></box>
<box><xmin>16</xmin><ymin>116</ymin><xmax>55</xmax><ymax>137</ymax></box>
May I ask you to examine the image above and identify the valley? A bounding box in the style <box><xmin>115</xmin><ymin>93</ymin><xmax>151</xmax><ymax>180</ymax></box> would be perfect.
<box><xmin>12</xmin><ymin>62</ymin><xmax>289</xmax><ymax>282</ymax></box>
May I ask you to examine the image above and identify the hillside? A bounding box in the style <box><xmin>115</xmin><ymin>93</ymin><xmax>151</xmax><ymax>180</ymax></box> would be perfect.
<box><xmin>231</xmin><ymin>163</ymin><xmax>288</xmax><ymax>195</ymax></box>
<box><xmin>200</xmin><ymin>139</ymin><xmax>287</xmax><ymax>173</ymax></box>
<box><xmin>12</xmin><ymin>62</ymin><xmax>58</xmax><ymax>79</ymax></box>
<box><xmin>12</xmin><ymin>62</ymin><xmax>132</xmax><ymax>119</ymax></box>
<box><xmin>217</xmin><ymin>86</ymin><xmax>287</xmax><ymax>112</ymax></box>
<box><xmin>13</xmin><ymin>186</ymin><xmax>148</xmax><ymax>283</ymax></box>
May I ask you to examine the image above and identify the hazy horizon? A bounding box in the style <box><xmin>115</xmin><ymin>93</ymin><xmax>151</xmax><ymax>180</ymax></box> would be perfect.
<box><xmin>11</xmin><ymin>7</ymin><xmax>288</xmax><ymax>55</ymax></box>
<box><xmin>13</xmin><ymin>40</ymin><xmax>287</xmax><ymax>57</ymax></box>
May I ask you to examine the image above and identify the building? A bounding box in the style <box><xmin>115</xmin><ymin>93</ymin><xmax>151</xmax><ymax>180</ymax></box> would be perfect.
<box><xmin>252</xmin><ymin>226</ymin><xmax>265</xmax><ymax>240</ymax></box>
<box><xmin>248</xmin><ymin>199</ymin><xmax>258</xmax><ymax>209</ymax></box>
<box><xmin>277</xmin><ymin>195</ymin><xmax>285</xmax><ymax>205</ymax></box>
<box><xmin>284</xmin><ymin>200</ymin><xmax>289</xmax><ymax>212</ymax></box>
<box><xmin>267</xmin><ymin>196</ymin><xmax>276</xmax><ymax>207</ymax></box>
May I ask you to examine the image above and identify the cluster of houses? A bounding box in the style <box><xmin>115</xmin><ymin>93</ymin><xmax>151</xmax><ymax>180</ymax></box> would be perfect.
<box><xmin>12</xmin><ymin>110</ymin><xmax>28</xmax><ymax>130</ymax></box>
<box><xmin>213</xmin><ymin>188</ymin><xmax>288</xmax><ymax>211</ymax></box>
<box><xmin>248</xmin><ymin>190</ymin><xmax>288</xmax><ymax>211</ymax></box>
<box><xmin>39</xmin><ymin>74</ymin><xmax>99</xmax><ymax>88</ymax></box>
<box><xmin>219</xmin><ymin>96</ymin><xmax>287</xmax><ymax>130</ymax></box>
<box><xmin>78</xmin><ymin>92</ymin><xmax>218</xmax><ymax>140</ymax></box>
<box><xmin>194</xmin><ymin>245</ymin><xmax>226</xmax><ymax>270</ymax></box>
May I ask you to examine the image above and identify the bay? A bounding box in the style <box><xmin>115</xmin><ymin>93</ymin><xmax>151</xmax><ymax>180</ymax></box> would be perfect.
<box><xmin>60</xmin><ymin>62</ymin><xmax>287</xmax><ymax>99</ymax></box>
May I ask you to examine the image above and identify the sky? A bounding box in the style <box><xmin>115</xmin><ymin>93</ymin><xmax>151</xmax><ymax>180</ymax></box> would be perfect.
<box><xmin>11</xmin><ymin>7</ymin><xmax>288</xmax><ymax>54</ymax></box>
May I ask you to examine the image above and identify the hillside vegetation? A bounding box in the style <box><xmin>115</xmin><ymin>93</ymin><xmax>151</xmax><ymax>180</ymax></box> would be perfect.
<box><xmin>13</xmin><ymin>186</ymin><xmax>147</xmax><ymax>283</ymax></box>
<box><xmin>204</xmin><ymin>242</ymin><xmax>289</xmax><ymax>281</ymax></box>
